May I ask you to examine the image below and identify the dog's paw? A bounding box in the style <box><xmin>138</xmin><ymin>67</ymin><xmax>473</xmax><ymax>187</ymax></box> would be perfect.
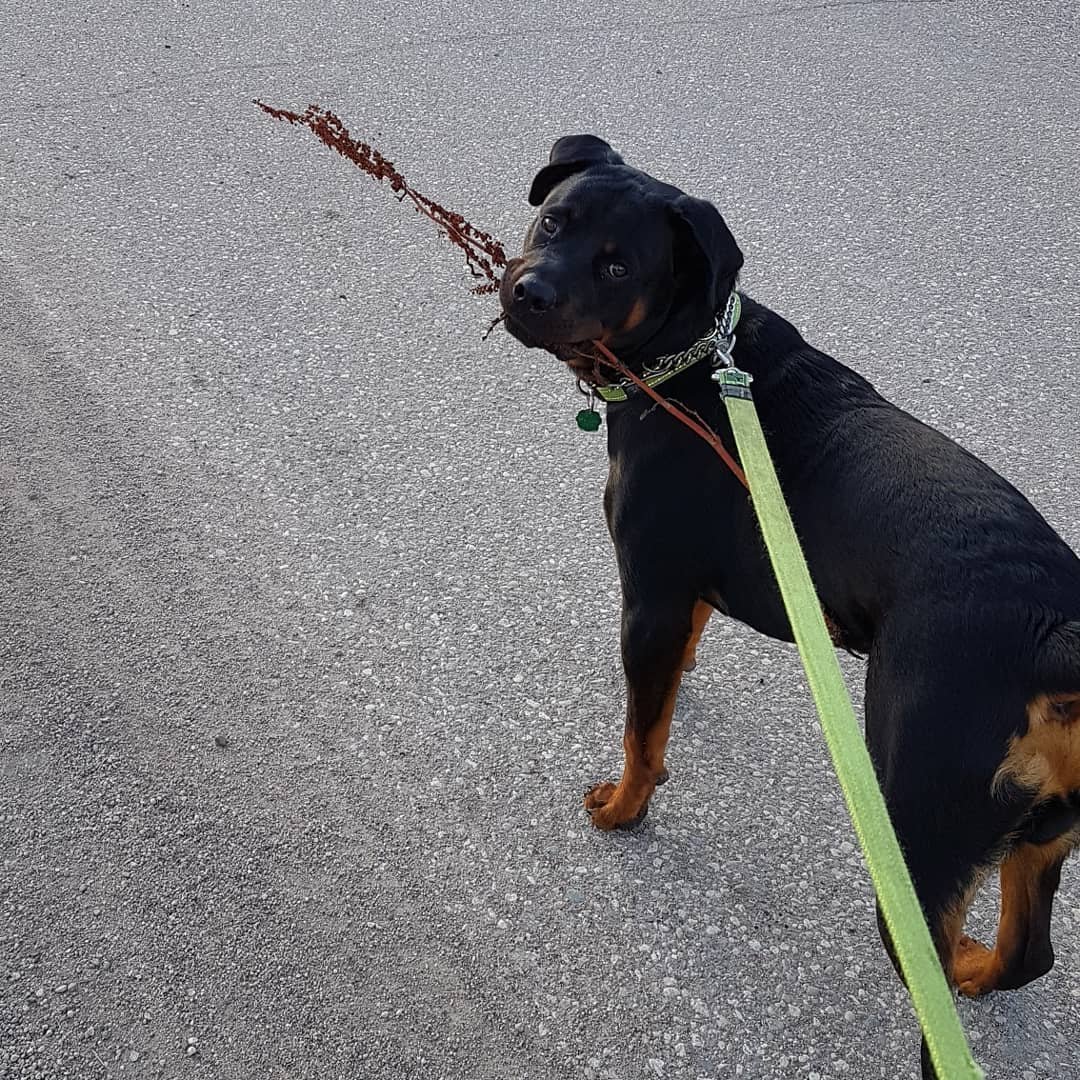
<box><xmin>951</xmin><ymin>935</ymin><xmax>999</xmax><ymax>997</ymax></box>
<box><xmin>584</xmin><ymin>781</ymin><xmax>649</xmax><ymax>831</ymax></box>
<box><xmin>584</xmin><ymin>781</ymin><xmax>617</xmax><ymax>809</ymax></box>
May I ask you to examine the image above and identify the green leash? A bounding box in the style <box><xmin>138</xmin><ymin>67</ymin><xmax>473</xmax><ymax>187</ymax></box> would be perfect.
<box><xmin>714</xmin><ymin>367</ymin><xmax>984</xmax><ymax>1080</ymax></box>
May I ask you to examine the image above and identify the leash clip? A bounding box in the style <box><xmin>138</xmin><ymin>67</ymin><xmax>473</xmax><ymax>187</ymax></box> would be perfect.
<box><xmin>712</xmin><ymin>333</ymin><xmax>736</xmax><ymax>369</ymax></box>
<box><xmin>712</xmin><ymin>366</ymin><xmax>754</xmax><ymax>400</ymax></box>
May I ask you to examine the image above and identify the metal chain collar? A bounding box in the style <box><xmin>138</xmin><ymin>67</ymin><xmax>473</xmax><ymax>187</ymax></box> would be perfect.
<box><xmin>594</xmin><ymin>291</ymin><xmax>741</xmax><ymax>403</ymax></box>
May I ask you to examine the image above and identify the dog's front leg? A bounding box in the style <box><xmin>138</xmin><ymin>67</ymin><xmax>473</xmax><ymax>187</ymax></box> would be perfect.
<box><xmin>585</xmin><ymin>596</ymin><xmax>708</xmax><ymax>830</ymax></box>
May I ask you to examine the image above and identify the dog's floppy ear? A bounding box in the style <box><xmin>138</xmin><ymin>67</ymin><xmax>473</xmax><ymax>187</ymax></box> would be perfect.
<box><xmin>669</xmin><ymin>195</ymin><xmax>744</xmax><ymax>313</ymax></box>
<box><xmin>528</xmin><ymin>135</ymin><xmax>624</xmax><ymax>206</ymax></box>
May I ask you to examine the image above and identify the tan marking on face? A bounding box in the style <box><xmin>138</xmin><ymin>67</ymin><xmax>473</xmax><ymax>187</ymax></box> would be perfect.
<box><xmin>603</xmin><ymin>240</ymin><xmax>617</xmax><ymax>255</ymax></box>
<box><xmin>993</xmin><ymin>693</ymin><xmax>1080</xmax><ymax>798</ymax></box>
<box><xmin>620</xmin><ymin>296</ymin><xmax>649</xmax><ymax>334</ymax></box>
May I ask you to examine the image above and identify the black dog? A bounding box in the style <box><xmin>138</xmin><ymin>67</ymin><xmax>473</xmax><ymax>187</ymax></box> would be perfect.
<box><xmin>500</xmin><ymin>135</ymin><xmax>1080</xmax><ymax>1065</ymax></box>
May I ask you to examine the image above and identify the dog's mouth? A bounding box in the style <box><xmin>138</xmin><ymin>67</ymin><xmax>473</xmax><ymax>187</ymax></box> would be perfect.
<box><xmin>502</xmin><ymin>316</ymin><xmax>610</xmax><ymax>384</ymax></box>
<box><xmin>548</xmin><ymin>340</ymin><xmax>607</xmax><ymax>383</ymax></box>
<box><xmin>500</xmin><ymin>265</ymin><xmax>613</xmax><ymax>384</ymax></box>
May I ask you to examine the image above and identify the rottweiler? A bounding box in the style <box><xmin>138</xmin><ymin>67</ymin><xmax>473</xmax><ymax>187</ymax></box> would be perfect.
<box><xmin>499</xmin><ymin>134</ymin><xmax>1080</xmax><ymax>1072</ymax></box>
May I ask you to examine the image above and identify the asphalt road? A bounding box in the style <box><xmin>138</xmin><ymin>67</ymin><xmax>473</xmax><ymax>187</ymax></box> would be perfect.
<box><xmin>2</xmin><ymin>2</ymin><xmax>1079</xmax><ymax>1078</ymax></box>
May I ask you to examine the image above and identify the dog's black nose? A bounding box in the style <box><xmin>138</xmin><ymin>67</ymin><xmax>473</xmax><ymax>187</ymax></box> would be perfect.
<box><xmin>512</xmin><ymin>273</ymin><xmax>557</xmax><ymax>313</ymax></box>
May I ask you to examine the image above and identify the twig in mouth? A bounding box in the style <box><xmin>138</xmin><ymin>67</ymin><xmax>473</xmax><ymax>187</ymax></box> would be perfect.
<box><xmin>482</xmin><ymin>312</ymin><xmax>507</xmax><ymax>341</ymax></box>
<box><xmin>568</xmin><ymin>343</ymin><xmax>606</xmax><ymax>387</ymax></box>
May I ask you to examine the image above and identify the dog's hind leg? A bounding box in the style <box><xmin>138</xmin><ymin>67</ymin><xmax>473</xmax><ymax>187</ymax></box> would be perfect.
<box><xmin>869</xmin><ymin>766</ymin><xmax>1004</xmax><ymax>1080</ymax></box>
<box><xmin>953</xmin><ymin>691</ymin><xmax>1080</xmax><ymax>995</ymax></box>
<box><xmin>863</xmin><ymin>630</ymin><xmax>1028</xmax><ymax>1077</ymax></box>
<box><xmin>952</xmin><ymin>837</ymin><xmax>1072</xmax><ymax>996</ymax></box>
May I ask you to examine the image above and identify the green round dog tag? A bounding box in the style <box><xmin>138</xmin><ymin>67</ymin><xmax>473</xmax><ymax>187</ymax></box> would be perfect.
<box><xmin>576</xmin><ymin>408</ymin><xmax>602</xmax><ymax>432</ymax></box>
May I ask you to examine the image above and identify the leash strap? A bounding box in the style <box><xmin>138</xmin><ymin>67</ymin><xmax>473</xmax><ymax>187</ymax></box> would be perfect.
<box><xmin>714</xmin><ymin>367</ymin><xmax>984</xmax><ymax>1080</ymax></box>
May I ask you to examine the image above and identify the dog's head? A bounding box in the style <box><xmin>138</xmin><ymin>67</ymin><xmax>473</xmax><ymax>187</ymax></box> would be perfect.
<box><xmin>500</xmin><ymin>135</ymin><xmax>743</xmax><ymax>382</ymax></box>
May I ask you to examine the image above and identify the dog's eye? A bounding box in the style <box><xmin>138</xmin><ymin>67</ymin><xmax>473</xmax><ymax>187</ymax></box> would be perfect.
<box><xmin>540</xmin><ymin>215</ymin><xmax>558</xmax><ymax>234</ymax></box>
<box><xmin>608</xmin><ymin>262</ymin><xmax>628</xmax><ymax>279</ymax></box>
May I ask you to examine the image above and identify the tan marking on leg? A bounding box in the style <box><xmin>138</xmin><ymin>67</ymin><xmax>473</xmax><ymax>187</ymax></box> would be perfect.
<box><xmin>952</xmin><ymin>859</ymin><xmax>1027</xmax><ymax>997</ymax></box>
<box><xmin>952</xmin><ymin>837</ymin><xmax>1073</xmax><ymax>996</ymax></box>
<box><xmin>585</xmin><ymin>676</ymin><xmax>682</xmax><ymax>830</ymax></box>
<box><xmin>823</xmin><ymin>612</ymin><xmax>846</xmax><ymax>648</ymax></box>
<box><xmin>681</xmin><ymin>599</ymin><xmax>712</xmax><ymax>672</ymax></box>
<box><xmin>954</xmin><ymin>692</ymin><xmax>1080</xmax><ymax>994</ymax></box>
<box><xmin>938</xmin><ymin>871</ymin><xmax>987</xmax><ymax>980</ymax></box>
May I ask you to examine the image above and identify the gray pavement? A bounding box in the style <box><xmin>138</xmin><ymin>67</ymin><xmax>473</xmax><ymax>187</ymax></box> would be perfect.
<box><xmin>2</xmin><ymin>2</ymin><xmax>1079</xmax><ymax>1078</ymax></box>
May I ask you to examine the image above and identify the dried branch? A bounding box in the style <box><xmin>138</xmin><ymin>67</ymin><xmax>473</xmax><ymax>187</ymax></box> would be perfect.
<box><xmin>256</xmin><ymin>101</ymin><xmax>506</xmax><ymax>293</ymax></box>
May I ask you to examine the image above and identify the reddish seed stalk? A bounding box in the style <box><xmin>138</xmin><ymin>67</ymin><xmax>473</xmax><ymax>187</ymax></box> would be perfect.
<box><xmin>256</xmin><ymin>101</ymin><xmax>507</xmax><ymax>294</ymax></box>
<box><xmin>256</xmin><ymin>102</ymin><xmax>743</xmax><ymax>490</ymax></box>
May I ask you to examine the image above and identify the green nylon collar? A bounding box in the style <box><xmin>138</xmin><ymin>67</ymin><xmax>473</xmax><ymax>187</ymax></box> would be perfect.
<box><xmin>594</xmin><ymin>292</ymin><xmax>742</xmax><ymax>403</ymax></box>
